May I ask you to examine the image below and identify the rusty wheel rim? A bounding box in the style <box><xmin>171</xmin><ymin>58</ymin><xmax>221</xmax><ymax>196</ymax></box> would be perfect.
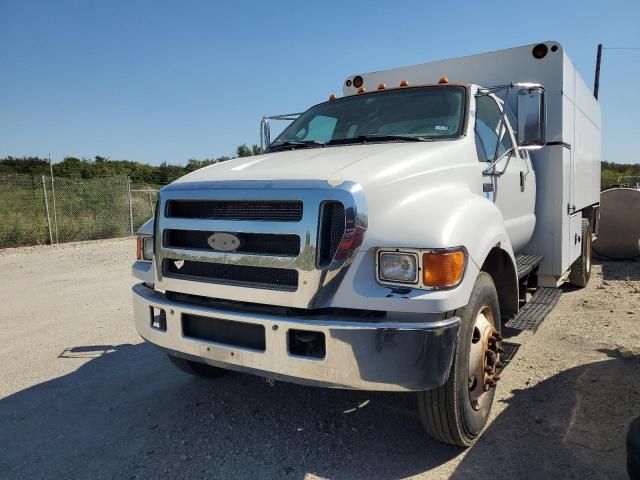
<box><xmin>468</xmin><ymin>305</ymin><xmax>502</xmax><ymax>411</ymax></box>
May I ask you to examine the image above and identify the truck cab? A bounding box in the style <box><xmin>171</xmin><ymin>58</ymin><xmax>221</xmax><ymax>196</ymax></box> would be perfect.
<box><xmin>132</xmin><ymin>42</ymin><xmax>600</xmax><ymax>447</ymax></box>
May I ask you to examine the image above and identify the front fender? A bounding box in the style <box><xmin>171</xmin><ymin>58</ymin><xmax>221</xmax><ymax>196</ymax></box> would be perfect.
<box><xmin>331</xmin><ymin>187</ymin><xmax>515</xmax><ymax>313</ymax></box>
<box><xmin>363</xmin><ymin>186</ymin><xmax>514</xmax><ymax>267</ymax></box>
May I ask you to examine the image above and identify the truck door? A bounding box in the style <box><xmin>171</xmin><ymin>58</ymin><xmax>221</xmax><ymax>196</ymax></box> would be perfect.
<box><xmin>474</xmin><ymin>94</ymin><xmax>536</xmax><ymax>253</ymax></box>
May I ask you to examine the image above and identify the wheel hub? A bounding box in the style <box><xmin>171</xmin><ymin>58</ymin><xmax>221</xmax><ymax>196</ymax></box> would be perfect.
<box><xmin>468</xmin><ymin>306</ymin><xmax>503</xmax><ymax>410</ymax></box>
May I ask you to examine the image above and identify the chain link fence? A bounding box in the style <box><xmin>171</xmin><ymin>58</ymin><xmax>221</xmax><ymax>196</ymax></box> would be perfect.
<box><xmin>130</xmin><ymin>185</ymin><xmax>160</xmax><ymax>231</ymax></box>
<box><xmin>0</xmin><ymin>174</ymin><xmax>161</xmax><ymax>249</ymax></box>
<box><xmin>0</xmin><ymin>175</ymin><xmax>51</xmax><ymax>248</ymax></box>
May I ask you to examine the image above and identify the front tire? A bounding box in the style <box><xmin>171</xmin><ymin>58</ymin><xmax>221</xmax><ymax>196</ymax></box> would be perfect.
<box><xmin>417</xmin><ymin>272</ymin><xmax>502</xmax><ymax>447</ymax></box>
<box><xmin>167</xmin><ymin>354</ymin><xmax>228</xmax><ymax>378</ymax></box>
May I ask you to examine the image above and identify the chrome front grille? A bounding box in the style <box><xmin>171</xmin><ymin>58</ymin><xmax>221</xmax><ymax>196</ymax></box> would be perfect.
<box><xmin>155</xmin><ymin>180</ymin><xmax>367</xmax><ymax>309</ymax></box>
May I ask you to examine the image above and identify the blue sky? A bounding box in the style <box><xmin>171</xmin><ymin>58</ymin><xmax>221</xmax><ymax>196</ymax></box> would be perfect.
<box><xmin>1</xmin><ymin>0</ymin><xmax>639</xmax><ymax>165</ymax></box>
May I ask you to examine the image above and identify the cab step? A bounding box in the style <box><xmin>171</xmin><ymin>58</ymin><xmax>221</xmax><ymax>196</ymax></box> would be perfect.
<box><xmin>505</xmin><ymin>287</ymin><xmax>561</xmax><ymax>331</ymax></box>
<box><xmin>515</xmin><ymin>254</ymin><xmax>544</xmax><ymax>280</ymax></box>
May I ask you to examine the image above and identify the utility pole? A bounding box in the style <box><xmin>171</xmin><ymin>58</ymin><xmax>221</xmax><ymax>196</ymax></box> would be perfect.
<box><xmin>594</xmin><ymin>43</ymin><xmax>603</xmax><ymax>99</ymax></box>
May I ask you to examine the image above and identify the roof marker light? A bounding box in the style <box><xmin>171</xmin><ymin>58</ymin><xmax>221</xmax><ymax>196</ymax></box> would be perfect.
<box><xmin>377</xmin><ymin>83</ymin><xmax>386</xmax><ymax>90</ymax></box>
<box><xmin>400</xmin><ymin>80</ymin><xmax>409</xmax><ymax>87</ymax></box>
<box><xmin>357</xmin><ymin>86</ymin><xmax>367</xmax><ymax>93</ymax></box>
<box><xmin>329</xmin><ymin>93</ymin><xmax>337</xmax><ymax>100</ymax></box>
<box><xmin>438</xmin><ymin>76</ymin><xmax>449</xmax><ymax>84</ymax></box>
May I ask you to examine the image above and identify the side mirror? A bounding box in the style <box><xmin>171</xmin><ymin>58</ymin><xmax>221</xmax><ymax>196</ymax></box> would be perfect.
<box><xmin>260</xmin><ymin>117</ymin><xmax>271</xmax><ymax>152</ymax></box>
<box><xmin>516</xmin><ymin>85</ymin><xmax>546</xmax><ymax>149</ymax></box>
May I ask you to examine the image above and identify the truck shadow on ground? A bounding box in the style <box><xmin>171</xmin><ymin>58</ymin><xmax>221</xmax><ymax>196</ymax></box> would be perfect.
<box><xmin>595</xmin><ymin>257</ymin><xmax>640</xmax><ymax>282</ymax></box>
<box><xmin>452</xmin><ymin>349</ymin><xmax>640</xmax><ymax>480</ymax></box>
<box><xmin>0</xmin><ymin>343</ymin><xmax>459</xmax><ymax>480</ymax></box>
<box><xmin>1</xmin><ymin>344</ymin><xmax>638</xmax><ymax>480</ymax></box>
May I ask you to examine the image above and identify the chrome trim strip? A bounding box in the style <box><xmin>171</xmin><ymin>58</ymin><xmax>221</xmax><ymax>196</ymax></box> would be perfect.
<box><xmin>137</xmin><ymin>283</ymin><xmax>460</xmax><ymax>331</ymax></box>
<box><xmin>161</xmin><ymin>218</ymin><xmax>302</xmax><ymax>235</ymax></box>
<box><xmin>161</xmin><ymin>247</ymin><xmax>301</xmax><ymax>270</ymax></box>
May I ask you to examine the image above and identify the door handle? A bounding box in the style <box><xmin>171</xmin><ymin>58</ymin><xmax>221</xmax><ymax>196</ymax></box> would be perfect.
<box><xmin>519</xmin><ymin>171</ymin><xmax>525</xmax><ymax>192</ymax></box>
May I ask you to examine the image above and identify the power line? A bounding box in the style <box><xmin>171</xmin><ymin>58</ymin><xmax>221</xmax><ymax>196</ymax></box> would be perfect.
<box><xmin>602</xmin><ymin>47</ymin><xmax>640</xmax><ymax>50</ymax></box>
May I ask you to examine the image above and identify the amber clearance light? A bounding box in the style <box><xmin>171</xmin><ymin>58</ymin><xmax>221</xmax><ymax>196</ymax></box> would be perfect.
<box><xmin>136</xmin><ymin>236</ymin><xmax>143</xmax><ymax>260</ymax></box>
<box><xmin>422</xmin><ymin>249</ymin><xmax>466</xmax><ymax>288</ymax></box>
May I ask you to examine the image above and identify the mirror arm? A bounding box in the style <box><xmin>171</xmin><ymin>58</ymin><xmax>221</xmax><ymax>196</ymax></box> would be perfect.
<box><xmin>483</xmin><ymin>147</ymin><xmax>515</xmax><ymax>176</ymax></box>
<box><xmin>488</xmin><ymin>86</ymin><xmax>514</xmax><ymax>171</ymax></box>
<box><xmin>259</xmin><ymin>112</ymin><xmax>303</xmax><ymax>152</ymax></box>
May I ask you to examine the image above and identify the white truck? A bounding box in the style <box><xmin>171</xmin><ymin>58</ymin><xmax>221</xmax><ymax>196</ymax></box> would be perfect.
<box><xmin>132</xmin><ymin>42</ymin><xmax>601</xmax><ymax>447</ymax></box>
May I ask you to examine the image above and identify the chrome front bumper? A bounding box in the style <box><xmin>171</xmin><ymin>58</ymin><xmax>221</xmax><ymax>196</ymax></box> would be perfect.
<box><xmin>132</xmin><ymin>284</ymin><xmax>460</xmax><ymax>392</ymax></box>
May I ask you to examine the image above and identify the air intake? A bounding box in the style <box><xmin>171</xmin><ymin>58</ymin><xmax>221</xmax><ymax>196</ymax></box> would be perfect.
<box><xmin>165</xmin><ymin>200</ymin><xmax>303</xmax><ymax>222</ymax></box>
<box><xmin>163</xmin><ymin>259</ymin><xmax>298</xmax><ymax>291</ymax></box>
<box><xmin>317</xmin><ymin>201</ymin><xmax>345</xmax><ymax>268</ymax></box>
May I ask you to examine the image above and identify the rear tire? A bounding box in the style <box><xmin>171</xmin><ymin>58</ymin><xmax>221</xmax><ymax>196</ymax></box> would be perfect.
<box><xmin>417</xmin><ymin>272</ymin><xmax>502</xmax><ymax>447</ymax></box>
<box><xmin>167</xmin><ymin>354</ymin><xmax>228</xmax><ymax>378</ymax></box>
<box><xmin>568</xmin><ymin>219</ymin><xmax>592</xmax><ymax>288</ymax></box>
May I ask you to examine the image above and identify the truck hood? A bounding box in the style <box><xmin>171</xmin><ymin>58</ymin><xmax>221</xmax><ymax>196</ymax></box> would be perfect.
<box><xmin>172</xmin><ymin>141</ymin><xmax>470</xmax><ymax>189</ymax></box>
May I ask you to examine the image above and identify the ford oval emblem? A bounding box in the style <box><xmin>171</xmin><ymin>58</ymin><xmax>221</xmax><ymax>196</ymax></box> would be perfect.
<box><xmin>207</xmin><ymin>232</ymin><xmax>241</xmax><ymax>252</ymax></box>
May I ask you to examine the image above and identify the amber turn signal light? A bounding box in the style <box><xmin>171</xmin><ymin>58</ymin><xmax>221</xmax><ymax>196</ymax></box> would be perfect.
<box><xmin>136</xmin><ymin>236</ymin><xmax>143</xmax><ymax>261</ymax></box>
<box><xmin>422</xmin><ymin>250</ymin><xmax>466</xmax><ymax>287</ymax></box>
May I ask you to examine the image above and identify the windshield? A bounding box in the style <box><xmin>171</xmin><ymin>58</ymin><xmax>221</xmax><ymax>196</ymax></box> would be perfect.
<box><xmin>269</xmin><ymin>86</ymin><xmax>466</xmax><ymax>151</ymax></box>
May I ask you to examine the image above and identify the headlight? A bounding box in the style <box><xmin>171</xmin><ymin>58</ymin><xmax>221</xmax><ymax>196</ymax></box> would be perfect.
<box><xmin>136</xmin><ymin>236</ymin><xmax>154</xmax><ymax>262</ymax></box>
<box><xmin>378</xmin><ymin>251</ymin><xmax>418</xmax><ymax>283</ymax></box>
<box><xmin>376</xmin><ymin>247</ymin><xmax>467</xmax><ymax>289</ymax></box>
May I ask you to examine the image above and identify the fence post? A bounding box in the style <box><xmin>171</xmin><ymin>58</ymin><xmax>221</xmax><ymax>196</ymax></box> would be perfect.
<box><xmin>127</xmin><ymin>177</ymin><xmax>134</xmax><ymax>235</ymax></box>
<box><xmin>50</xmin><ymin>171</ymin><xmax>59</xmax><ymax>244</ymax></box>
<box><xmin>42</xmin><ymin>175</ymin><xmax>53</xmax><ymax>245</ymax></box>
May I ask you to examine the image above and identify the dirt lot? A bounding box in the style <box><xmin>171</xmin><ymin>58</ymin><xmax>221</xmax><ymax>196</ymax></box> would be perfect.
<box><xmin>0</xmin><ymin>238</ymin><xmax>639</xmax><ymax>480</ymax></box>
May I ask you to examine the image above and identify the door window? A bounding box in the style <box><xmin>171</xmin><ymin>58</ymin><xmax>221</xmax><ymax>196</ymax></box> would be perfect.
<box><xmin>474</xmin><ymin>96</ymin><xmax>512</xmax><ymax>162</ymax></box>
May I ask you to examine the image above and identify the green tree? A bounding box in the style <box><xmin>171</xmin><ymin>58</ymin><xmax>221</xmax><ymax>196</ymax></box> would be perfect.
<box><xmin>236</xmin><ymin>144</ymin><xmax>252</xmax><ymax>158</ymax></box>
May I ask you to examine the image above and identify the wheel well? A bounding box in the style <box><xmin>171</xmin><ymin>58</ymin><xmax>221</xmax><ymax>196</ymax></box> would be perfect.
<box><xmin>581</xmin><ymin>205</ymin><xmax>599</xmax><ymax>236</ymax></box>
<box><xmin>480</xmin><ymin>248</ymin><xmax>518</xmax><ymax>323</ymax></box>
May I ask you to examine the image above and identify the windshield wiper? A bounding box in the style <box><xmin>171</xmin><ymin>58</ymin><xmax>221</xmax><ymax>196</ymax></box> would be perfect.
<box><xmin>327</xmin><ymin>134</ymin><xmax>431</xmax><ymax>146</ymax></box>
<box><xmin>267</xmin><ymin>140</ymin><xmax>326</xmax><ymax>151</ymax></box>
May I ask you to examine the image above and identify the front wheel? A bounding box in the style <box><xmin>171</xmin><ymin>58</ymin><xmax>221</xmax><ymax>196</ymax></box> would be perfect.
<box><xmin>417</xmin><ymin>272</ymin><xmax>503</xmax><ymax>447</ymax></box>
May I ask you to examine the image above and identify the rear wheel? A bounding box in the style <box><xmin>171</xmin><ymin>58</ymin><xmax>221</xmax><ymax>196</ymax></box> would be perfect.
<box><xmin>417</xmin><ymin>272</ymin><xmax>503</xmax><ymax>447</ymax></box>
<box><xmin>568</xmin><ymin>219</ymin><xmax>592</xmax><ymax>288</ymax></box>
<box><xmin>167</xmin><ymin>354</ymin><xmax>228</xmax><ymax>378</ymax></box>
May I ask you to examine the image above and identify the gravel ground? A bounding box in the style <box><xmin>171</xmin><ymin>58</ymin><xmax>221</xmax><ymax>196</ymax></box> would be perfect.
<box><xmin>0</xmin><ymin>238</ymin><xmax>639</xmax><ymax>479</ymax></box>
